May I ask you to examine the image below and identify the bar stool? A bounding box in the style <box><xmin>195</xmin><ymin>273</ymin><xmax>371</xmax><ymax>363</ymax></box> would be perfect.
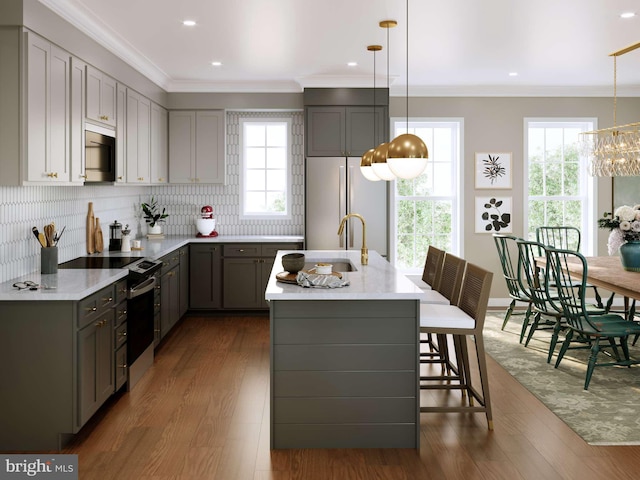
<box><xmin>419</xmin><ymin>262</ymin><xmax>494</xmax><ymax>430</ymax></box>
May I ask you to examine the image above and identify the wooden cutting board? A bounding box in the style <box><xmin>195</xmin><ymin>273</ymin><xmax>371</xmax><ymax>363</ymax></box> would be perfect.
<box><xmin>94</xmin><ymin>218</ymin><xmax>104</xmax><ymax>253</ymax></box>
<box><xmin>86</xmin><ymin>202</ymin><xmax>95</xmax><ymax>254</ymax></box>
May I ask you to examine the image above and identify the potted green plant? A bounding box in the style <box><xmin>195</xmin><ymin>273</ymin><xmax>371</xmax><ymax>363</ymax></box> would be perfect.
<box><xmin>141</xmin><ymin>197</ymin><xmax>168</xmax><ymax>234</ymax></box>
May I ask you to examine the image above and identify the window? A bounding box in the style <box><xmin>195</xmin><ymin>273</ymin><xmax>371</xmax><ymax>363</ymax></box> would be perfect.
<box><xmin>391</xmin><ymin>119</ymin><xmax>462</xmax><ymax>272</ymax></box>
<box><xmin>524</xmin><ymin>119</ymin><xmax>596</xmax><ymax>254</ymax></box>
<box><xmin>240</xmin><ymin>118</ymin><xmax>292</xmax><ymax>218</ymax></box>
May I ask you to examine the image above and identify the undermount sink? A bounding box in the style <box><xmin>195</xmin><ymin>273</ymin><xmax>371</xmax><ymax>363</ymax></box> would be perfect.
<box><xmin>304</xmin><ymin>259</ymin><xmax>357</xmax><ymax>272</ymax></box>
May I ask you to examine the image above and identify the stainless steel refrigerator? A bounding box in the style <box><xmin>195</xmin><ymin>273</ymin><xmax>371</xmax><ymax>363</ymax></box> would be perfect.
<box><xmin>305</xmin><ymin>157</ymin><xmax>388</xmax><ymax>257</ymax></box>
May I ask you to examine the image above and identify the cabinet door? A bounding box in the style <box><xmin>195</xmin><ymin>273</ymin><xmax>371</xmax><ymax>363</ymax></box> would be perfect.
<box><xmin>189</xmin><ymin>244</ymin><xmax>222</xmax><ymax>309</ymax></box>
<box><xmin>259</xmin><ymin>259</ymin><xmax>274</xmax><ymax>309</ymax></box>
<box><xmin>70</xmin><ymin>57</ymin><xmax>86</xmax><ymax>184</ymax></box>
<box><xmin>345</xmin><ymin>106</ymin><xmax>387</xmax><ymax>157</ymax></box>
<box><xmin>195</xmin><ymin>110</ymin><xmax>225</xmax><ymax>183</ymax></box>
<box><xmin>100</xmin><ymin>74</ymin><xmax>117</xmax><ymax>127</ymax></box>
<box><xmin>178</xmin><ymin>246</ymin><xmax>189</xmax><ymax>317</ymax></box>
<box><xmin>85</xmin><ymin>65</ymin><xmax>102</xmax><ymax>124</ymax></box>
<box><xmin>25</xmin><ymin>33</ymin><xmax>70</xmax><ymax>183</ymax></box>
<box><xmin>115</xmin><ymin>84</ymin><xmax>126</xmax><ymax>182</ymax></box>
<box><xmin>151</xmin><ymin>102</ymin><xmax>168</xmax><ymax>184</ymax></box>
<box><xmin>305</xmin><ymin>106</ymin><xmax>346</xmax><ymax>157</ymax></box>
<box><xmin>78</xmin><ymin>311</ymin><xmax>114</xmax><ymax>427</ymax></box>
<box><xmin>160</xmin><ymin>265</ymin><xmax>180</xmax><ymax>339</ymax></box>
<box><xmin>86</xmin><ymin>65</ymin><xmax>116</xmax><ymax>127</ymax></box>
<box><xmin>168</xmin><ymin>110</ymin><xmax>196</xmax><ymax>183</ymax></box>
<box><xmin>126</xmin><ymin>89</ymin><xmax>151</xmax><ymax>184</ymax></box>
<box><xmin>49</xmin><ymin>45</ymin><xmax>71</xmax><ymax>182</ymax></box>
<box><xmin>223</xmin><ymin>257</ymin><xmax>261</xmax><ymax>309</ymax></box>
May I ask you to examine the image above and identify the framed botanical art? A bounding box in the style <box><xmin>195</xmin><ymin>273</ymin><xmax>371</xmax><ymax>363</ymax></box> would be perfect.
<box><xmin>475</xmin><ymin>152</ymin><xmax>512</xmax><ymax>189</ymax></box>
<box><xmin>475</xmin><ymin>196</ymin><xmax>512</xmax><ymax>233</ymax></box>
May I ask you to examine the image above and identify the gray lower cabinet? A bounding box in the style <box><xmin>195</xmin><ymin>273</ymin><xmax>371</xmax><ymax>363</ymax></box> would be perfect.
<box><xmin>270</xmin><ymin>299</ymin><xmax>419</xmax><ymax>449</ymax></box>
<box><xmin>222</xmin><ymin>243</ymin><xmax>301</xmax><ymax>310</ymax></box>
<box><xmin>159</xmin><ymin>251</ymin><xmax>180</xmax><ymax>340</ymax></box>
<box><xmin>189</xmin><ymin>244</ymin><xmax>222</xmax><ymax>309</ymax></box>
<box><xmin>178</xmin><ymin>246</ymin><xmax>189</xmax><ymax>317</ymax></box>
<box><xmin>78</xmin><ymin>309</ymin><xmax>114</xmax><ymax>427</ymax></box>
<box><xmin>0</xmin><ymin>278</ymin><xmax>130</xmax><ymax>450</ymax></box>
<box><xmin>113</xmin><ymin>278</ymin><xmax>128</xmax><ymax>391</ymax></box>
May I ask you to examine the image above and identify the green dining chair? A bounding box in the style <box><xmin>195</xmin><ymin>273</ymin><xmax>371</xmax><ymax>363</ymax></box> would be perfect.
<box><xmin>535</xmin><ymin>226</ymin><xmax>606</xmax><ymax>309</ymax></box>
<box><xmin>493</xmin><ymin>234</ymin><xmax>532</xmax><ymax>338</ymax></box>
<box><xmin>515</xmin><ymin>239</ymin><xmax>566</xmax><ymax>362</ymax></box>
<box><xmin>545</xmin><ymin>246</ymin><xmax>640</xmax><ymax>390</ymax></box>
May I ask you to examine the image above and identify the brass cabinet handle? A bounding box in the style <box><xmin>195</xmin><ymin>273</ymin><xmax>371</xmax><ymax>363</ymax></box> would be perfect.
<box><xmin>47</xmin><ymin>172</ymin><xmax>58</xmax><ymax>178</ymax></box>
<box><xmin>138</xmin><ymin>177</ymin><xmax>144</xmax><ymax>181</ymax></box>
<box><xmin>118</xmin><ymin>176</ymin><xmax>123</xmax><ymax>180</ymax></box>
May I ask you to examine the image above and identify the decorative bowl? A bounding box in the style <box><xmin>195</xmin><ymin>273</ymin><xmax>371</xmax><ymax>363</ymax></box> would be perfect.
<box><xmin>282</xmin><ymin>253</ymin><xmax>305</xmax><ymax>274</ymax></box>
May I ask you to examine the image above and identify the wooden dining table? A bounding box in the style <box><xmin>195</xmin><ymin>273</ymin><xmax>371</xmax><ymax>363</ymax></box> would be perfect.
<box><xmin>563</xmin><ymin>256</ymin><xmax>640</xmax><ymax>301</ymax></box>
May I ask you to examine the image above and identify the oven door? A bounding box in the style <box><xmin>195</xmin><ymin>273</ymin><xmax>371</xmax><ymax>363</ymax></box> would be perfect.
<box><xmin>127</xmin><ymin>276</ymin><xmax>156</xmax><ymax>365</ymax></box>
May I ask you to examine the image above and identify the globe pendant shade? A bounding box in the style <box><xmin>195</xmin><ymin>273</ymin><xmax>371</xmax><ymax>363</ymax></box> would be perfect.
<box><xmin>360</xmin><ymin>148</ymin><xmax>381</xmax><ymax>181</ymax></box>
<box><xmin>371</xmin><ymin>142</ymin><xmax>396</xmax><ymax>181</ymax></box>
<box><xmin>387</xmin><ymin>133</ymin><xmax>429</xmax><ymax>179</ymax></box>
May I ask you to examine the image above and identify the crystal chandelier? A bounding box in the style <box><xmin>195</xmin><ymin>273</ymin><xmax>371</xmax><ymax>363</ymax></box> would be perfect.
<box><xmin>580</xmin><ymin>42</ymin><xmax>640</xmax><ymax>177</ymax></box>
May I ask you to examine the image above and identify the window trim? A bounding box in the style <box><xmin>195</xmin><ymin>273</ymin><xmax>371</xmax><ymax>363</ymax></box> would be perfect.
<box><xmin>239</xmin><ymin>117</ymin><xmax>293</xmax><ymax>220</ymax></box>
<box><xmin>523</xmin><ymin>117</ymin><xmax>598</xmax><ymax>255</ymax></box>
<box><xmin>389</xmin><ymin>117</ymin><xmax>464</xmax><ymax>272</ymax></box>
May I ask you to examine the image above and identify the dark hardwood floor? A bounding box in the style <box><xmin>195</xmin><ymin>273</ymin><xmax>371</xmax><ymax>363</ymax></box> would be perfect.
<box><xmin>63</xmin><ymin>313</ymin><xmax>640</xmax><ymax>479</ymax></box>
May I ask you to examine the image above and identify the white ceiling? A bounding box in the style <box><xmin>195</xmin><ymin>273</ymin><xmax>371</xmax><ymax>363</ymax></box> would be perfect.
<box><xmin>41</xmin><ymin>0</ymin><xmax>640</xmax><ymax>96</ymax></box>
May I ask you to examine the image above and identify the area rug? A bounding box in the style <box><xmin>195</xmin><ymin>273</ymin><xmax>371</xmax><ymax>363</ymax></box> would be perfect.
<box><xmin>483</xmin><ymin>313</ymin><xmax>640</xmax><ymax>445</ymax></box>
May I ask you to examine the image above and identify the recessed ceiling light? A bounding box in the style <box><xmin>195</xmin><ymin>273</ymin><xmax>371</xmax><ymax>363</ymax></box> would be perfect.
<box><xmin>347</xmin><ymin>62</ymin><xmax>358</xmax><ymax>67</ymax></box>
<box><xmin>620</xmin><ymin>12</ymin><xmax>636</xmax><ymax>19</ymax></box>
<box><xmin>183</xmin><ymin>20</ymin><xmax>196</xmax><ymax>26</ymax></box>
<box><xmin>211</xmin><ymin>61</ymin><xmax>222</xmax><ymax>67</ymax></box>
<box><xmin>508</xmin><ymin>72</ymin><xmax>518</xmax><ymax>77</ymax></box>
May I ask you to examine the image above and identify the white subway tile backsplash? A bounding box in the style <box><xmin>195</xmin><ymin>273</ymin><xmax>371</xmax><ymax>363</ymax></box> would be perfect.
<box><xmin>0</xmin><ymin>110</ymin><xmax>304</xmax><ymax>283</ymax></box>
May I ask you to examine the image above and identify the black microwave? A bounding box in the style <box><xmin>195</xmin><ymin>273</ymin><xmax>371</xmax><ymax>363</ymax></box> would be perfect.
<box><xmin>85</xmin><ymin>123</ymin><xmax>116</xmax><ymax>183</ymax></box>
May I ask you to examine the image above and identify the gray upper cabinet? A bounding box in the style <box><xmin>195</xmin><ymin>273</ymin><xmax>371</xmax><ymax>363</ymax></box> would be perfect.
<box><xmin>85</xmin><ymin>65</ymin><xmax>116</xmax><ymax>128</ymax></box>
<box><xmin>150</xmin><ymin>102</ymin><xmax>168</xmax><ymax>184</ymax></box>
<box><xmin>304</xmin><ymin>88</ymin><xmax>389</xmax><ymax>158</ymax></box>
<box><xmin>125</xmin><ymin>88</ymin><xmax>151</xmax><ymax>184</ymax></box>
<box><xmin>305</xmin><ymin>106</ymin><xmax>388</xmax><ymax>158</ymax></box>
<box><xmin>169</xmin><ymin>110</ymin><xmax>226</xmax><ymax>184</ymax></box>
<box><xmin>24</xmin><ymin>31</ymin><xmax>72</xmax><ymax>184</ymax></box>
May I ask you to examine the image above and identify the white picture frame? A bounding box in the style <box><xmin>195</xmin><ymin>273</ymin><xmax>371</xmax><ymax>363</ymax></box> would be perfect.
<box><xmin>475</xmin><ymin>196</ymin><xmax>513</xmax><ymax>233</ymax></box>
<box><xmin>475</xmin><ymin>152</ymin><xmax>512</xmax><ymax>189</ymax></box>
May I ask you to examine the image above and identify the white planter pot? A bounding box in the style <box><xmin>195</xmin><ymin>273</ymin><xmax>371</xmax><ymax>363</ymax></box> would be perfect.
<box><xmin>148</xmin><ymin>224</ymin><xmax>162</xmax><ymax>235</ymax></box>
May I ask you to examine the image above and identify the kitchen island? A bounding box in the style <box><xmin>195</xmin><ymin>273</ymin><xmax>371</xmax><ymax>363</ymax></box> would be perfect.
<box><xmin>265</xmin><ymin>250</ymin><xmax>425</xmax><ymax>449</ymax></box>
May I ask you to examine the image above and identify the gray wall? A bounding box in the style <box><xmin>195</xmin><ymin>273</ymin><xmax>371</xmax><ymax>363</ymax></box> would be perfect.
<box><xmin>390</xmin><ymin>96</ymin><xmax>640</xmax><ymax>300</ymax></box>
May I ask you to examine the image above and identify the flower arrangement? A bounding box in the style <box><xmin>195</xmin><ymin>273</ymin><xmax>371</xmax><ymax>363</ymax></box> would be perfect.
<box><xmin>598</xmin><ymin>204</ymin><xmax>640</xmax><ymax>254</ymax></box>
<box><xmin>141</xmin><ymin>197</ymin><xmax>168</xmax><ymax>228</ymax></box>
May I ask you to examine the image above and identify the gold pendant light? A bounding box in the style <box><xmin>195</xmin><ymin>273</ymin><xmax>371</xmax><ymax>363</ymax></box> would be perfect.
<box><xmin>387</xmin><ymin>0</ymin><xmax>429</xmax><ymax>179</ymax></box>
<box><xmin>360</xmin><ymin>45</ymin><xmax>382</xmax><ymax>182</ymax></box>
<box><xmin>580</xmin><ymin>41</ymin><xmax>640</xmax><ymax>177</ymax></box>
<box><xmin>371</xmin><ymin>19</ymin><xmax>397</xmax><ymax>182</ymax></box>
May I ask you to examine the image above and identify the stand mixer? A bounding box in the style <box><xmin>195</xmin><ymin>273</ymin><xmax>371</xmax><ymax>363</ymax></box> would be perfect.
<box><xmin>195</xmin><ymin>205</ymin><xmax>218</xmax><ymax>237</ymax></box>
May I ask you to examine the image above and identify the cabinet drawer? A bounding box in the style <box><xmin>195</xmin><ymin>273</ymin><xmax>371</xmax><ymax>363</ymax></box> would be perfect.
<box><xmin>160</xmin><ymin>250</ymin><xmax>180</xmax><ymax>275</ymax></box>
<box><xmin>223</xmin><ymin>244</ymin><xmax>261</xmax><ymax>257</ymax></box>
<box><xmin>114</xmin><ymin>301</ymin><xmax>128</xmax><ymax>326</ymax></box>
<box><xmin>114</xmin><ymin>321</ymin><xmax>127</xmax><ymax>349</ymax></box>
<box><xmin>78</xmin><ymin>284</ymin><xmax>115</xmax><ymax>329</ymax></box>
<box><xmin>114</xmin><ymin>278</ymin><xmax>128</xmax><ymax>304</ymax></box>
<box><xmin>261</xmin><ymin>243</ymin><xmax>301</xmax><ymax>257</ymax></box>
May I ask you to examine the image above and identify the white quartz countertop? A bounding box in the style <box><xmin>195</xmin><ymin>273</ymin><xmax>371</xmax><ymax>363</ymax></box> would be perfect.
<box><xmin>265</xmin><ymin>250</ymin><xmax>426</xmax><ymax>301</ymax></box>
<box><xmin>0</xmin><ymin>235</ymin><xmax>304</xmax><ymax>302</ymax></box>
